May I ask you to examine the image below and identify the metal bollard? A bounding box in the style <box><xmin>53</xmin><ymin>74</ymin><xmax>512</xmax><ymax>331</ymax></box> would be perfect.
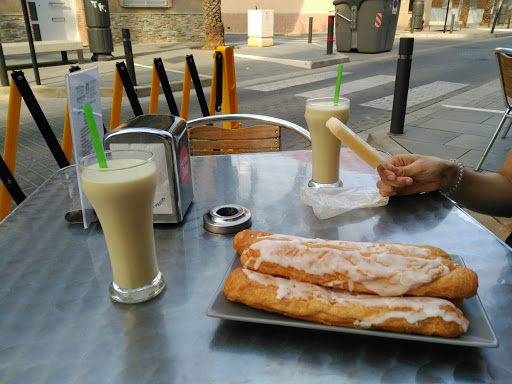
<box><xmin>412</xmin><ymin>0</ymin><xmax>424</xmax><ymax>32</ymax></box>
<box><xmin>491</xmin><ymin>10</ymin><xmax>500</xmax><ymax>34</ymax></box>
<box><xmin>390</xmin><ymin>38</ymin><xmax>414</xmax><ymax>135</ymax></box>
<box><xmin>327</xmin><ymin>15</ymin><xmax>334</xmax><ymax>54</ymax></box>
<box><xmin>20</xmin><ymin>0</ymin><xmax>40</xmax><ymax>85</ymax></box>
<box><xmin>308</xmin><ymin>17</ymin><xmax>313</xmax><ymax>44</ymax></box>
<box><xmin>122</xmin><ymin>29</ymin><xmax>137</xmax><ymax>86</ymax></box>
<box><xmin>508</xmin><ymin>13</ymin><xmax>511</xmax><ymax>29</ymax></box>
<box><xmin>0</xmin><ymin>38</ymin><xmax>9</xmax><ymax>86</ymax></box>
<box><xmin>443</xmin><ymin>0</ymin><xmax>452</xmax><ymax>33</ymax></box>
<box><xmin>450</xmin><ymin>14</ymin><xmax>455</xmax><ymax>33</ymax></box>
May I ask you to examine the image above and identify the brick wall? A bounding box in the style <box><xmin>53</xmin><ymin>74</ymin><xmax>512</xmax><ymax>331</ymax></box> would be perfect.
<box><xmin>0</xmin><ymin>15</ymin><xmax>27</xmax><ymax>42</ymax></box>
<box><xmin>110</xmin><ymin>13</ymin><xmax>204</xmax><ymax>43</ymax></box>
<box><xmin>0</xmin><ymin>12</ymin><xmax>204</xmax><ymax>45</ymax></box>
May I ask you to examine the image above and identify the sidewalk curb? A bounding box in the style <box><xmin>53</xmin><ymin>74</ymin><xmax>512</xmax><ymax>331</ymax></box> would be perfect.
<box><xmin>396</xmin><ymin>29</ymin><xmax>512</xmax><ymax>39</ymax></box>
<box><xmin>233</xmin><ymin>52</ymin><xmax>349</xmax><ymax>69</ymax></box>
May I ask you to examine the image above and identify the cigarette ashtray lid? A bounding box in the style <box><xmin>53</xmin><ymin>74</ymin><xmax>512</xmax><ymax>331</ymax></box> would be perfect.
<box><xmin>203</xmin><ymin>204</ymin><xmax>252</xmax><ymax>234</ymax></box>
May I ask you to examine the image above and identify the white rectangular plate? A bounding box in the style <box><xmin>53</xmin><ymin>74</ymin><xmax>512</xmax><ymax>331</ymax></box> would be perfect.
<box><xmin>207</xmin><ymin>254</ymin><xmax>498</xmax><ymax>348</ymax></box>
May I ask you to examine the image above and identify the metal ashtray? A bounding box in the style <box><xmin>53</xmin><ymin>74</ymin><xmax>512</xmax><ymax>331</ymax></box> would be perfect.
<box><xmin>203</xmin><ymin>204</ymin><xmax>252</xmax><ymax>234</ymax></box>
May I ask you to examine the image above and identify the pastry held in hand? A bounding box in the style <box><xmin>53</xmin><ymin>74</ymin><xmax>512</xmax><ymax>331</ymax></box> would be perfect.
<box><xmin>224</xmin><ymin>268</ymin><xmax>469</xmax><ymax>338</ymax></box>
<box><xmin>234</xmin><ymin>230</ymin><xmax>478</xmax><ymax>299</ymax></box>
<box><xmin>326</xmin><ymin>117</ymin><xmax>383</xmax><ymax>168</ymax></box>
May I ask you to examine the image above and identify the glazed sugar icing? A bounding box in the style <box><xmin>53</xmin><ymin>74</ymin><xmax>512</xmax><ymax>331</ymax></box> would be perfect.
<box><xmin>243</xmin><ymin>269</ymin><xmax>468</xmax><ymax>331</ymax></box>
<box><xmin>244</xmin><ymin>234</ymin><xmax>450</xmax><ymax>296</ymax></box>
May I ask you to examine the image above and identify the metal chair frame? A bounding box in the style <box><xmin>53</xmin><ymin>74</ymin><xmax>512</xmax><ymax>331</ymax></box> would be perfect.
<box><xmin>475</xmin><ymin>47</ymin><xmax>512</xmax><ymax>171</ymax></box>
<box><xmin>186</xmin><ymin>114</ymin><xmax>311</xmax><ymax>156</ymax></box>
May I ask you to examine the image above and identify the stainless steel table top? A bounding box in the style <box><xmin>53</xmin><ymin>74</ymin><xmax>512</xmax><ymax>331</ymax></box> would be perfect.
<box><xmin>1</xmin><ymin>150</ymin><xmax>511</xmax><ymax>383</ymax></box>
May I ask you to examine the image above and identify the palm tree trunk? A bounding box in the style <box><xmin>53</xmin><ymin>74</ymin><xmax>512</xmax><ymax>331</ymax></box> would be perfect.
<box><xmin>481</xmin><ymin>0</ymin><xmax>495</xmax><ymax>26</ymax></box>
<box><xmin>460</xmin><ymin>0</ymin><xmax>471</xmax><ymax>27</ymax></box>
<box><xmin>202</xmin><ymin>0</ymin><xmax>225</xmax><ymax>50</ymax></box>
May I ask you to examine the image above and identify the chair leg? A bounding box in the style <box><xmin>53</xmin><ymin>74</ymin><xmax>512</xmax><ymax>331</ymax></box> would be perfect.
<box><xmin>475</xmin><ymin>110</ymin><xmax>511</xmax><ymax>171</ymax></box>
<box><xmin>501</xmin><ymin>117</ymin><xmax>512</xmax><ymax>139</ymax></box>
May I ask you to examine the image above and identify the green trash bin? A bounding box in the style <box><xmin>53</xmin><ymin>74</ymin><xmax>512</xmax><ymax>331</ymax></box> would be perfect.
<box><xmin>333</xmin><ymin>0</ymin><xmax>401</xmax><ymax>53</ymax></box>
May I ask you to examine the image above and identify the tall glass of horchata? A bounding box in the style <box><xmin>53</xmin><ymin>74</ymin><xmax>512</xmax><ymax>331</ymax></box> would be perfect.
<box><xmin>79</xmin><ymin>150</ymin><xmax>165</xmax><ymax>304</ymax></box>
<box><xmin>305</xmin><ymin>96</ymin><xmax>350</xmax><ymax>188</ymax></box>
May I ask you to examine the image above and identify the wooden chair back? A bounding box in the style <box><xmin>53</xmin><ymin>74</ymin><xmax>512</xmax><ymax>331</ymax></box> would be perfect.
<box><xmin>188</xmin><ymin>125</ymin><xmax>281</xmax><ymax>156</ymax></box>
<box><xmin>186</xmin><ymin>114</ymin><xmax>311</xmax><ymax>157</ymax></box>
<box><xmin>496</xmin><ymin>48</ymin><xmax>512</xmax><ymax>107</ymax></box>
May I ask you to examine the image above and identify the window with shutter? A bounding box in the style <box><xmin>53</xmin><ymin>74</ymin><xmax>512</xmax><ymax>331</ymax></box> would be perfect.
<box><xmin>122</xmin><ymin>0</ymin><xmax>169</xmax><ymax>7</ymax></box>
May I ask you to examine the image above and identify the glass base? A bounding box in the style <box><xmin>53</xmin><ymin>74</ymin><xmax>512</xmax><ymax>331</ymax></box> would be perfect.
<box><xmin>109</xmin><ymin>271</ymin><xmax>166</xmax><ymax>304</ymax></box>
<box><xmin>308</xmin><ymin>179</ymin><xmax>343</xmax><ymax>188</ymax></box>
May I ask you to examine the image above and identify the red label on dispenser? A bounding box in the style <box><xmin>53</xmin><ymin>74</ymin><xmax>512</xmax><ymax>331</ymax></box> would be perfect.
<box><xmin>179</xmin><ymin>146</ymin><xmax>190</xmax><ymax>186</ymax></box>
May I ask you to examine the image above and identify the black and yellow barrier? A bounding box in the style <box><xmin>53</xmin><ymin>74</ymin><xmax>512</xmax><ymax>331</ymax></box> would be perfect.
<box><xmin>180</xmin><ymin>46</ymin><xmax>239</xmax><ymax>126</ymax></box>
<box><xmin>211</xmin><ymin>46</ymin><xmax>239</xmax><ymax>129</ymax></box>
<box><xmin>0</xmin><ymin>78</ymin><xmax>23</xmax><ymax>220</ymax></box>
<box><xmin>62</xmin><ymin>66</ymin><xmax>82</xmax><ymax>163</ymax></box>
<box><xmin>1</xmin><ymin>47</ymin><xmax>242</xmax><ymax>220</ymax></box>
<box><xmin>0</xmin><ymin>71</ymin><xmax>70</xmax><ymax>221</ymax></box>
<box><xmin>148</xmin><ymin>58</ymin><xmax>179</xmax><ymax>116</ymax></box>
<box><xmin>109</xmin><ymin>61</ymin><xmax>143</xmax><ymax>131</ymax></box>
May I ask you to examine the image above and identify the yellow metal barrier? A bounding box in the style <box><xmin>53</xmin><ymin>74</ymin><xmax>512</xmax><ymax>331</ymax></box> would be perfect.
<box><xmin>62</xmin><ymin>103</ymin><xmax>73</xmax><ymax>163</ymax></box>
<box><xmin>148</xmin><ymin>61</ymin><xmax>160</xmax><ymax>114</ymax></box>
<box><xmin>181</xmin><ymin>48</ymin><xmax>239</xmax><ymax>124</ymax></box>
<box><xmin>0</xmin><ymin>52</ymin><xmax>242</xmax><ymax>220</ymax></box>
<box><xmin>216</xmin><ymin>46</ymin><xmax>239</xmax><ymax>128</ymax></box>
<box><xmin>110</xmin><ymin>67</ymin><xmax>123</xmax><ymax>130</ymax></box>
<box><xmin>180</xmin><ymin>63</ymin><xmax>192</xmax><ymax>120</ymax></box>
<box><xmin>208</xmin><ymin>53</ymin><xmax>218</xmax><ymax>117</ymax></box>
<box><xmin>0</xmin><ymin>80</ymin><xmax>23</xmax><ymax>221</ymax></box>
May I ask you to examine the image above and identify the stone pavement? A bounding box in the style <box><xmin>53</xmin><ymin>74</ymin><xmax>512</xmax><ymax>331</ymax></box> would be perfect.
<box><xmin>0</xmin><ymin>34</ymin><xmax>349</xmax><ymax>98</ymax></box>
<box><xmin>396</xmin><ymin>24</ymin><xmax>512</xmax><ymax>39</ymax></box>
<box><xmin>2</xmin><ymin>28</ymin><xmax>512</xmax><ymax>242</ymax></box>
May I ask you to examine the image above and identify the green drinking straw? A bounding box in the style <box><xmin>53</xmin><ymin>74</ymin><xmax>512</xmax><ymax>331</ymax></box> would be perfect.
<box><xmin>83</xmin><ymin>104</ymin><xmax>108</xmax><ymax>168</ymax></box>
<box><xmin>333</xmin><ymin>64</ymin><xmax>344</xmax><ymax>106</ymax></box>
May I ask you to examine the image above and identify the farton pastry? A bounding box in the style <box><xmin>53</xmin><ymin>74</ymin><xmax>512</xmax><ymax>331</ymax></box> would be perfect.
<box><xmin>234</xmin><ymin>230</ymin><xmax>451</xmax><ymax>260</ymax></box>
<box><xmin>224</xmin><ymin>268</ymin><xmax>469</xmax><ymax>338</ymax></box>
<box><xmin>234</xmin><ymin>230</ymin><xmax>478</xmax><ymax>299</ymax></box>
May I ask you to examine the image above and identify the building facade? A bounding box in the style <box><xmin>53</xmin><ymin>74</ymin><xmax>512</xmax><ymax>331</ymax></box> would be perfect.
<box><xmin>0</xmin><ymin>0</ymin><xmax>204</xmax><ymax>44</ymax></box>
<box><xmin>223</xmin><ymin>0</ymin><xmax>496</xmax><ymax>33</ymax></box>
<box><xmin>0</xmin><ymin>0</ymin><xmax>507</xmax><ymax>45</ymax></box>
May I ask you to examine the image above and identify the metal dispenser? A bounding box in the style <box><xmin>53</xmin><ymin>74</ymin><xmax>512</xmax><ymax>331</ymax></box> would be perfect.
<box><xmin>103</xmin><ymin>114</ymin><xmax>193</xmax><ymax>223</ymax></box>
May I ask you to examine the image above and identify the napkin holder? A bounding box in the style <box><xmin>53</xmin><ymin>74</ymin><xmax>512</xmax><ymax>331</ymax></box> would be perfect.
<box><xmin>103</xmin><ymin>114</ymin><xmax>194</xmax><ymax>223</ymax></box>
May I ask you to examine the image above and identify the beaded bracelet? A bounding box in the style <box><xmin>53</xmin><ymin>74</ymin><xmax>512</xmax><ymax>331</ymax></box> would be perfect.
<box><xmin>440</xmin><ymin>159</ymin><xmax>464</xmax><ymax>197</ymax></box>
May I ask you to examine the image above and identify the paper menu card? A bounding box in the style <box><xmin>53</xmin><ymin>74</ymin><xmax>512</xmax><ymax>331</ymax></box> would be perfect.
<box><xmin>65</xmin><ymin>66</ymin><xmax>104</xmax><ymax>228</ymax></box>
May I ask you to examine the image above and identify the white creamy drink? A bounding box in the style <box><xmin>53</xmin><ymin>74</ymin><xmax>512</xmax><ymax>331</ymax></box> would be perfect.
<box><xmin>80</xmin><ymin>151</ymin><xmax>165</xmax><ymax>303</ymax></box>
<box><xmin>305</xmin><ymin>97</ymin><xmax>350</xmax><ymax>185</ymax></box>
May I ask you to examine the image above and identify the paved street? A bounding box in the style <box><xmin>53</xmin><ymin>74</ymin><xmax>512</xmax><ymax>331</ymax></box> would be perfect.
<box><xmin>2</xmin><ymin>29</ymin><xmax>512</xmax><ymax>238</ymax></box>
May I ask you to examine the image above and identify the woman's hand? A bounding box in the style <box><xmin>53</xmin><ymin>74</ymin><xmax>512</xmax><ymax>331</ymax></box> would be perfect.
<box><xmin>376</xmin><ymin>155</ymin><xmax>454</xmax><ymax>197</ymax></box>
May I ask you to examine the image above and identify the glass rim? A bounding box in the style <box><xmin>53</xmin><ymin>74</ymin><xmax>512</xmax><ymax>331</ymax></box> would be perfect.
<box><xmin>79</xmin><ymin>149</ymin><xmax>154</xmax><ymax>171</ymax></box>
<box><xmin>306</xmin><ymin>96</ymin><xmax>350</xmax><ymax>105</ymax></box>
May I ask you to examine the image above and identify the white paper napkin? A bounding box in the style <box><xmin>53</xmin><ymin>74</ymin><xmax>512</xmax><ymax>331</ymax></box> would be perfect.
<box><xmin>300</xmin><ymin>171</ymin><xmax>388</xmax><ymax>219</ymax></box>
